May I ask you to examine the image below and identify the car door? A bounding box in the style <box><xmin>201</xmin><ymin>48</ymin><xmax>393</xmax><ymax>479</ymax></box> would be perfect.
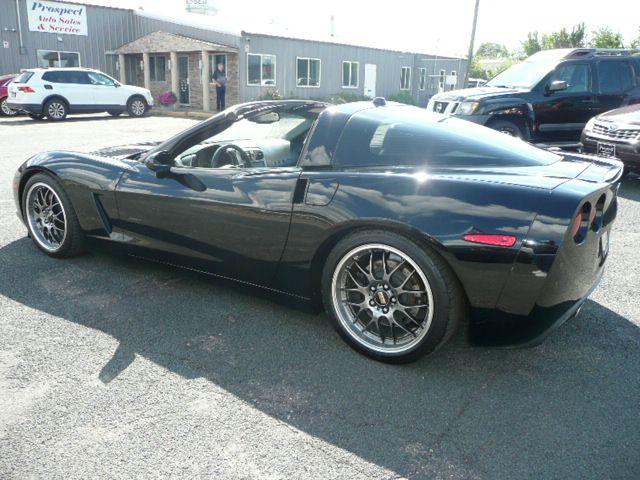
<box><xmin>86</xmin><ymin>71</ymin><xmax>124</xmax><ymax>108</ymax></box>
<box><xmin>113</xmin><ymin>105</ymin><xmax>322</xmax><ymax>287</ymax></box>
<box><xmin>533</xmin><ymin>62</ymin><xmax>596</xmax><ymax>143</ymax></box>
<box><xmin>593</xmin><ymin>60</ymin><xmax>636</xmax><ymax>116</ymax></box>
<box><xmin>57</xmin><ymin>71</ymin><xmax>94</xmax><ymax>108</ymax></box>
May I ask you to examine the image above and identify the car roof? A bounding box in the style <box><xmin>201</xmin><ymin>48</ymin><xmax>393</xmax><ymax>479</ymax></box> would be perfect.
<box><xmin>21</xmin><ymin>67</ymin><xmax>100</xmax><ymax>73</ymax></box>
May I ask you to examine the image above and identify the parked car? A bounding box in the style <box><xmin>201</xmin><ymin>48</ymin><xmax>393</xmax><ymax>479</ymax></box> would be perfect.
<box><xmin>0</xmin><ymin>74</ymin><xmax>19</xmax><ymax>117</ymax></box>
<box><xmin>466</xmin><ymin>77</ymin><xmax>486</xmax><ymax>88</ymax></box>
<box><xmin>6</xmin><ymin>67</ymin><xmax>153</xmax><ymax>121</ymax></box>
<box><xmin>427</xmin><ymin>48</ymin><xmax>640</xmax><ymax>146</ymax></box>
<box><xmin>13</xmin><ymin>100</ymin><xmax>622</xmax><ymax>362</ymax></box>
<box><xmin>581</xmin><ymin>104</ymin><xmax>640</xmax><ymax>175</ymax></box>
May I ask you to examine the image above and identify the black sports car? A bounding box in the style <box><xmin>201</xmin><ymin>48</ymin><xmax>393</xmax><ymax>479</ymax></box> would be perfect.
<box><xmin>13</xmin><ymin>99</ymin><xmax>623</xmax><ymax>363</ymax></box>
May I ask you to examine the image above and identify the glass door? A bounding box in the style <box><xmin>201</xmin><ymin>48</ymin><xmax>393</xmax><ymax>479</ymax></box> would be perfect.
<box><xmin>178</xmin><ymin>55</ymin><xmax>190</xmax><ymax>105</ymax></box>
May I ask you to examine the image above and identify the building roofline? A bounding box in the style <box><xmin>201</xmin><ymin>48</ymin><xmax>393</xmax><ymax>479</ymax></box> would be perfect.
<box><xmin>240</xmin><ymin>30</ymin><xmax>466</xmax><ymax>60</ymax></box>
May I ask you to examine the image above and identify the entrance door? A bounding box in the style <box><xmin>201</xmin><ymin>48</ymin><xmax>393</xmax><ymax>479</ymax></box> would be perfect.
<box><xmin>178</xmin><ymin>55</ymin><xmax>190</xmax><ymax>105</ymax></box>
<box><xmin>364</xmin><ymin>64</ymin><xmax>376</xmax><ymax>98</ymax></box>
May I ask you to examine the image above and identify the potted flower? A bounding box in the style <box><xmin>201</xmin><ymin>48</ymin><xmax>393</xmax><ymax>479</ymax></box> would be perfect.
<box><xmin>158</xmin><ymin>91</ymin><xmax>178</xmax><ymax>110</ymax></box>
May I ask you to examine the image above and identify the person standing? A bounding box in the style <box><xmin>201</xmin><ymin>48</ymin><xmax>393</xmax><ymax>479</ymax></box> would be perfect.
<box><xmin>212</xmin><ymin>62</ymin><xmax>227</xmax><ymax>112</ymax></box>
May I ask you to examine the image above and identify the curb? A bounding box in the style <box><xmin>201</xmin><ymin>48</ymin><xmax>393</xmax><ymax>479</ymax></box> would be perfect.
<box><xmin>150</xmin><ymin>109</ymin><xmax>213</xmax><ymax>119</ymax></box>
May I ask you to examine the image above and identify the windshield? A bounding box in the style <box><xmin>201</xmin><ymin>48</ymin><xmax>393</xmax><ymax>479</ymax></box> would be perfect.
<box><xmin>212</xmin><ymin>114</ymin><xmax>313</xmax><ymax>143</ymax></box>
<box><xmin>487</xmin><ymin>59</ymin><xmax>559</xmax><ymax>89</ymax></box>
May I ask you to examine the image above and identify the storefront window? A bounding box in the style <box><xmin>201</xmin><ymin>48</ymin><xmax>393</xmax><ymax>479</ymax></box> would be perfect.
<box><xmin>36</xmin><ymin>50</ymin><xmax>80</xmax><ymax>68</ymax></box>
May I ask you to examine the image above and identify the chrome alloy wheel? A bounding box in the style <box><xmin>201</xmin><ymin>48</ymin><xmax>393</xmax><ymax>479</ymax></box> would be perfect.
<box><xmin>47</xmin><ymin>101</ymin><xmax>66</xmax><ymax>119</ymax></box>
<box><xmin>25</xmin><ymin>183</ymin><xmax>67</xmax><ymax>252</ymax></box>
<box><xmin>1</xmin><ymin>99</ymin><xmax>17</xmax><ymax>116</ymax></box>
<box><xmin>130</xmin><ymin>99</ymin><xmax>146</xmax><ymax>116</ymax></box>
<box><xmin>331</xmin><ymin>244</ymin><xmax>434</xmax><ymax>354</ymax></box>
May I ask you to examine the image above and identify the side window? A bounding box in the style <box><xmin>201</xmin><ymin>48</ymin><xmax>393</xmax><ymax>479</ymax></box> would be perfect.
<box><xmin>88</xmin><ymin>72</ymin><xmax>115</xmax><ymax>86</ymax></box>
<box><xmin>598</xmin><ymin>61</ymin><xmax>634</xmax><ymax>94</ymax></box>
<box><xmin>549</xmin><ymin>63</ymin><xmax>590</xmax><ymax>93</ymax></box>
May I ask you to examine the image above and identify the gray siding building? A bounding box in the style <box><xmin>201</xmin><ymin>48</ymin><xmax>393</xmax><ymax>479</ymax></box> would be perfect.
<box><xmin>0</xmin><ymin>0</ymin><xmax>467</xmax><ymax>110</ymax></box>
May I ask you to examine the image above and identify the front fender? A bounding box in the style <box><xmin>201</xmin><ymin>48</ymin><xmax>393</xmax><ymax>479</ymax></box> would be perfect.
<box><xmin>478</xmin><ymin>98</ymin><xmax>534</xmax><ymax>127</ymax></box>
<box><xmin>15</xmin><ymin>151</ymin><xmax>137</xmax><ymax>235</ymax></box>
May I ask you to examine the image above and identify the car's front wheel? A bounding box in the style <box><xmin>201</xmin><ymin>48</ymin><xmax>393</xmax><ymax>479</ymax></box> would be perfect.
<box><xmin>23</xmin><ymin>173</ymin><xmax>86</xmax><ymax>258</ymax></box>
<box><xmin>0</xmin><ymin>98</ymin><xmax>18</xmax><ymax>116</ymax></box>
<box><xmin>322</xmin><ymin>230</ymin><xmax>465</xmax><ymax>363</ymax></box>
<box><xmin>127</xmin><ymin>97</ymin><xmax>148</xmax><ymax>117</ymax></box>
<box><xmin>44</xmin><ymin>99</ymin><xmax>68</xmax><ymax>121</ymax></box>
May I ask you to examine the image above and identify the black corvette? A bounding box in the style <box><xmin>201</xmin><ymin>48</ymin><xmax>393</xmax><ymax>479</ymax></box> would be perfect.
<box><xmin>13</xmin><ymin>99</ymin><xmax>623</xmax><ymax>362</ymax></box>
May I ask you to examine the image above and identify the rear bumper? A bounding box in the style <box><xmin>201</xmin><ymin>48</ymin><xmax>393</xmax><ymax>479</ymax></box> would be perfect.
<box><xmin>6</xmin><ymin>102</ymin><xmax>42</xmax><ymax>114</ymax></box>
<box><xmin>581</xmin><ymin>134</ymin><xmax>640</xmax><ymax>173</ymax></box>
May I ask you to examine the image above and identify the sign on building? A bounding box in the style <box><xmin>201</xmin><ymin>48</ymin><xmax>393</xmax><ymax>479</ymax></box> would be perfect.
<box><xmin>27</xmin><ymin>0</ymin><xmax>88</xmax><ymax>36</ymax></box>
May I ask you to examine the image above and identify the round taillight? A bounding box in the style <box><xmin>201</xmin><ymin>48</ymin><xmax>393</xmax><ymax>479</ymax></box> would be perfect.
<box><xmin>591</xmin><ymin>194</ymin><xmax>606</xmax><ymax>232</ymax></box>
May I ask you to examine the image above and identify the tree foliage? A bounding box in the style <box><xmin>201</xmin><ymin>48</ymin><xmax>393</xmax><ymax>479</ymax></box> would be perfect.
<box><xmin>475</xmin><ymin>42</ymin><xmax>509</xmax><ymax>58</ymax></box>
<box><xmin>590</xmin><ymin>27</ymin><xmax>625</xmax><ymax>49</ymax></box>
<box><xmin>521</xmin><ymin>32</ymin><xmax>542</xmax><ymax>56</ymax></box>
<box><xmin>541</xmin><ymin>23</ymin><xmax>586</xmax><ymax>49</ymax></box>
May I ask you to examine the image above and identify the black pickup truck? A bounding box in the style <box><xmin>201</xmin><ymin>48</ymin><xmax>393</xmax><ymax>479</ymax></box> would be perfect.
<box><xmin>427</xmin><ymin>48</ymin><xmax>640</xmax><ymax>147</ymax></box>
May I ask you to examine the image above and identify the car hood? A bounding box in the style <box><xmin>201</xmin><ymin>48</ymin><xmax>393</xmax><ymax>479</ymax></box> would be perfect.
<box><xmin>90</xmin><ymin>141</ymin><xmax>161</xmax><ymax>160</ymax></box>
<box><xmin>597</xmin><ymin>105</ymin><xmax>640</xmax><ymax>126</ymax></box>
<box><xmin>432</xmin><ymin>86</ymin><xmax>530</xmax><ymax>102</ymax></box>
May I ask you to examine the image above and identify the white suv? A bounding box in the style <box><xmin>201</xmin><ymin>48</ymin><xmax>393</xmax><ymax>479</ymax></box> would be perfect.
<box><xmin>6</xmin><ymin>67</ymin><xmax>154</xmax><ymax>121</ymax></box>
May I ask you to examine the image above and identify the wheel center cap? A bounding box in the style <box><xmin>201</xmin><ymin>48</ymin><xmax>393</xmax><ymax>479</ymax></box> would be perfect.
<box><xmin>374</xmin><ymin>290</ymin><xmax>390</xmax><ymax>306</ymax></box>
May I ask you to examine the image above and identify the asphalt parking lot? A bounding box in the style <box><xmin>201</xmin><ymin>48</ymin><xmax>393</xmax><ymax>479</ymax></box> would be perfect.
<box><xmin>1</xmin><ymin>113</ymin><xmax>639</xmax><ymax>480</ymax></box>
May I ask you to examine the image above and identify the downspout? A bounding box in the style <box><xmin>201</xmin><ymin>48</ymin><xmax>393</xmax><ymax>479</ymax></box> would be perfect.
<box><xmin>15</xmin><ymin>0</ymin><xmax>25</xmax><ymax>54</ymax></box>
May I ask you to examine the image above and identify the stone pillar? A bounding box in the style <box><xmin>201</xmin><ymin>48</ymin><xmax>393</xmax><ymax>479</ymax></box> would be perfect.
<box><xmin>170</xmin><ymin>51</ymin><xmax>179</xmax><ymax>97</ymax></box>
<box><xmin>142</xmin><ymin>52</ymin><xmax>151</xmax><ymax>91</ymax></box>
<box><xmin>118</xmin><ymin>53</ymin><xmax>126</xmax><ymax>84</ymax></box>
<box><xmin>201</xmin><ymin>50</ymin><xmax>210</xmax><ymax>112</ymax></box>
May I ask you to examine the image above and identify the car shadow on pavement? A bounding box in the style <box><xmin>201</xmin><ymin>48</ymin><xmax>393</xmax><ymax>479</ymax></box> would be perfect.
<box><xmin>0</xmin><ymin>114</ymin><xmax>138</xmax><ymax>126</ymax></box>
<box><xmin>1</xmin><ymin>237</ymin><xmax>639</xmax><ymax>480</ymax></box>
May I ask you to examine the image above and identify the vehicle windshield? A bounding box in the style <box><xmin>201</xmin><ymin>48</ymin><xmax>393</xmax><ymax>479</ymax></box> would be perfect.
<box><xmin>486</xmin><ymin>50</ymin><xmax>570</xmax><ymax>89</ymax></box>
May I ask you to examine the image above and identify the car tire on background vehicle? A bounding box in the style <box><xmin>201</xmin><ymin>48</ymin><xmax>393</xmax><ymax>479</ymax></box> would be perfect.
<box><xmin>487</xmin><ymin>119</ymin><xmax>526</xmax><ymax>139</ymax></box>
<box><xmin>22</xmin><ymin>173</ymin><xmax>86</xmax><ymax>258</ymax></box>
<box><xmin>44</xmin><ymin>98</ymin><xmax>68</xmax><ymax>121</ymax></box>
<box><xmin>322</xmin><ymin>230</ymin><xmax>465</xmax><ymax>363</ymax></box>
<box><xmin>127</xmin><ymin>96</ymin><xmax>148</xmax><ymax>117</ymax></box>
<box><xmin>107</xmin><ymin>110</ymin><xmax>123</xmax><ymax>117</ymax></box>
<box><xmin>28</xmin><ymin>113</ymin><xmax>45</xmax><ymax>121</ymax></box>
<box><xmin>0</xmin><ymin>98</ymin><xmax>19</xmax><ymax>116</ymax></box>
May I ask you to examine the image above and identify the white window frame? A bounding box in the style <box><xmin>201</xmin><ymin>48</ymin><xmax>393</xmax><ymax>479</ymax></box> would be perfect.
<box><xmin>419</xmin><ymin>67</ymin><xmax>427</xmax><ymax>91</ymax></box>
<box><xmin>438</xmin><ymin>69</ymin><xmax>446</xmax><ymax>90</ymax></box>
<box><xmin>400</xmin><ymin>66</ymin><xmax>411</xmax><ymax>90</ymax></box>
<box><xmin>149</xmin><ymin>55</ymin><xmax>166</xmax><ymax>82</ymax></box>
<box><xmin>209</xmin><ymin>53</ymin><xmax>227</xmax><ymax>84</ymax></box>
<box><xmin>342</xmin><ymin>60</ymin><xmax>359</xmax><ymax>89</ymax></box>
<box><xmin>246</xmin><ymin>53</ymin><xmax>277</xmax><ymax>86</ymax></box>
<box><xmin>296</xmin><ymin>57</ymin><xmax>321</xmax><ymax>88</ymax></box>
<box><xmin>36</xmin><ymin>49</ymin><xmax>81</xmax><ymax>68</ymax></box>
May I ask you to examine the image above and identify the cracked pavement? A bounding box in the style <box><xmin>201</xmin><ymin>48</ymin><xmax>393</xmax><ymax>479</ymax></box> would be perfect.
<box><xmin>1</xmin><ymin>113</ymin><xmax>639</xmax><ymax>479</ymax></box>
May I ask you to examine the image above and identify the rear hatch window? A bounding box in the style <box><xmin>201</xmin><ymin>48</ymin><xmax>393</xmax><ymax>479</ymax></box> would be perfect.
<box><xmin>13</xmin><ymin>72</ymin><xmax>34</xmax><ymax>84</ymax></box>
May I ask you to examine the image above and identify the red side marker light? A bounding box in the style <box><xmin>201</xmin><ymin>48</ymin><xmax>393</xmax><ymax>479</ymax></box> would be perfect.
<box><xmin>463</xmin><ymin>234</ymin><xmax>517</xmax><ymax>247</ymax></box>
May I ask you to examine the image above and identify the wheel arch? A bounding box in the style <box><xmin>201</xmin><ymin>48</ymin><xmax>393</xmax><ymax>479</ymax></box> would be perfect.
<box><xmin>127</xmin><ymin>94</ymin><xmax>147</xmax><ymax>105</ymax></box>
<box><xmin>43</xmin><ymin>95</ymin><xmax>70</xmax><ymax>109</ymax></box>
<box><xmin>308</xmin><ymin>219</ymin><xmax>469</xmax><ymax>309</ymax></box>
<box><xmin>17</xmin><ymin>167</ymin><xmax>60</xmax><ymax>219</ymax></box>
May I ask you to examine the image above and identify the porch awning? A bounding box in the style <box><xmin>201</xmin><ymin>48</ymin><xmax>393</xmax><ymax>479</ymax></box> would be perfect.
<box><xmin>115</xmin><ymin>31</ymin><xmax>237</xmax><ymax>54</ymax></box>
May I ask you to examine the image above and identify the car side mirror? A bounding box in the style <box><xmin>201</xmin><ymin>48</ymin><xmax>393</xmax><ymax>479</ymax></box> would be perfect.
<box><xmin>114</xmin><ymin>82</ymin><xmax>121</xmax><ymax>88</ymax></box>
<box><xmin>547</xmin><ymin>80</ymin><xmax>568</xmax><ymax>93</ymax></box>
<box><xmin>146</xmin><ymin>150</ymin><xmax>173</xmax><ymax>176</ymax></box>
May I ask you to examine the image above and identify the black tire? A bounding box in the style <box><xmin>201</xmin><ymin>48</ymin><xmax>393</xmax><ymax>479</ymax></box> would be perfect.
<box><xmin>107</xmin><ymin>110</ymin><xmax>123</xmax><ymax>117</ymax></box>
<box><xmin>22</xmin><ymin>172</ymin><xmax>86</xmax><ymax>258</ymax></box>
<box><xmin>321</xmin><ymin>230</ymin><xmax>465</xmax><ymax>363</ymax></box>
<box><xmin>44</xmin><ymin>98</ymin><xmax>68</xmax><ymax>121</ymax></box>
<box><xmin>0</xmin><ymin>98</ymin><xmax>19</xmax><ymax>116</ymax></box>
<box><xmin>488</xmin><ymin>119</ymin><xmax>525</xmax><ymax>139</ymax></box>
<box><xmin>29</xmin><ymin>113</ymin><xmax>45</xmax><ymax>121</ymax></box>
<box><xmin>127</xmin><ymin>96</ymin><xmax>148</xmax><ymax>117</ymax></box>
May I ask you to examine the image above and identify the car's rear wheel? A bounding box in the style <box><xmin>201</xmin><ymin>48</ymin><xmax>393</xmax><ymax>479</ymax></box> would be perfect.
<box><xmin>322</xmin><ymin>230</ymin><xmax>465</xmax><ymax>363</ymax></box>
<box><xmin>23</xmin><ymin>173</ymin><xmax>85</xmax><ymax>258</ymax></box>
<box><xmin>44</xmin><ymin>99</ymin><xmax>68</xmax><ymax>121</ymax></box>
<box><xmin>29</xmin><ymin>113</ymin><xmax>45</xmax><ymax>121</ymax></box>
<box><xmin>127</xmin><ymin>97</ymin><xmax>147</xmax><ymax>117</ymax></box>
<box><xmin>0</xmin><ymin>98</ymin><xmax>18</xmax><ymax>116</ymax></box>
<box><xmin>107</xmin><ymin>110</ymin><xmax>123</xmax><ymax>117</ymax></box>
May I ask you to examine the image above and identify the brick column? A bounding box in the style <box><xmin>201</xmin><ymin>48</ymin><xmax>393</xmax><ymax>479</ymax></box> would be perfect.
<box><xmin>118</xmin><ymin>53</ymin><xmax>126</xmax><ymax>84</ymax></box>
<box><xmin>170</xmin><ymin>51</ymin><xmax>179</xmax><ymax>96</ymax></box>
<box><xmin>201</xmin><ymin>50</ymin><xmax>210</xmax><ymax>112</ymax></box>
<box><xmin>142</xmin><ymin>52</ymin><xmax>151</xmax><ymax>91</ymax></box>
